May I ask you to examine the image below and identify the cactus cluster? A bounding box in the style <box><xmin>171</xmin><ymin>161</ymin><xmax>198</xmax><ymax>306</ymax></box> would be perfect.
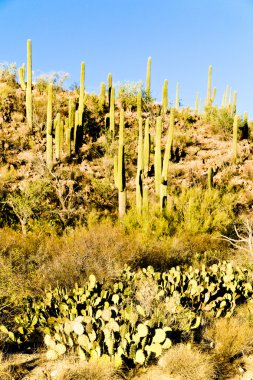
<box><xmin>16</xmin><ymin>40</ymin><xmax>249</xmax><ymax>217</ymax></box>
<box><xmin>1</xmin><ymin>261</ymin><xmax>252</xmax><ymax>366</ymax></box>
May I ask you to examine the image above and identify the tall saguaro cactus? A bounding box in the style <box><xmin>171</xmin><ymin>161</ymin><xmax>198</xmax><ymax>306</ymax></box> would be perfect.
<box><xmin>136</xmin><ymin>117</ymin><xmax>143</xmax><ymax>213</ymax></box>
<box><xmin>55</xmin><ymin>113</ymin><xmax>61</xmax><ymax>160</ymax></box>
<box><xmin>143</xmin><ymin>118</ymin><xmax>150</xmax><ymax>176</ymax></box>
<box><xmin>46</xmin><ymin>83</ymin><xmax>53</xmax><ymax>170</ymax></box>
<box><xmin>18</xmin><ymin>63</ymin><xmax>26</xmax><ymax>90</ymax></box>
<box><xmin>137</xmin><ymin>90</ymin><xmax>142</xmax><ymax>119</ymax></box>
<box><xmin>232</xmin><ymin>115</ymin><xmax>239</xmax><ymax>162</ymax></box>
<box><xmin>78</xmin><ymin>61</ymin><xmax>85</xmax><ymax>125</ymax></box>
<box><xmin>160</xmin><ymin>108</ymin><xmax>175</xmax><ymax>209</ymax></box>
<box><xmin>108</xmin><ymin>73</ymin><xmax>112</xmax><ymax>108</ymax></box>
<box><xmin>118</xmin><ymin>109</ymin><xmax>126</xmax><ymax>217</ymax></box>
<box><xmin>155</xmin><ymin>116</ymin><xmax>162</xmax><ymax>197</ymax></box>
<box><xmin>109</xmin><ymin>87</ymin><xmax>115</xmax><ymax>137</ymax></box>
<box><xmin>99</xmin><ymin>82</ymin><xmax>106</xmax><ymax>107</ymax></box>
<box><xmin>26</xmin><ymin>39</ymin><xmax>33</xmax><ymax>131</ymax></box>
<box><xmin>146</xmin><ymin>57</ymin><xmax>152</xmax><ymax>98</ymax></box>
<box><xmin>162</xmin><ymin>79</ymin><xmax>168</xmax><ymax>115</ymax></box>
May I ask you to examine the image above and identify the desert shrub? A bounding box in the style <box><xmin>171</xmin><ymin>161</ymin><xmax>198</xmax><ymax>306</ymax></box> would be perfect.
<box><xmin>122</xmin><ymin>186</ymin><xmax>236</xmax><ymax>238</ymax></box>
<box><xmin>0</xmin><ymin>62</ymin><xmax>18</xmax><ymax>87</ymax></box>
<box><xmin>157</xmin><ymin>344</ymin><xmax>215</xmax><ymax>380</ymax></box>
<box><xmin>173</xmin><ymin>186</ymin><xmax>237</xmax><ymax>235</ymax></box>
<box><xmin>56</xmin><ymin>359</ymin><xmax>122</xmax><ymax>380</ymax></box>
<box><xmin>203</xmin><ymin>310</ymin><xmax>253</xmax><ymax>378</ymax></box>
<box><xmin>121</xmin><ymin>205</ymin><xmax>175</xmax><ymax>238</ymax></box>
<box><xmin>174</xmin><ymin>107</ymin><xmax>199</xmax><ymax>128</ymax></box>
<box><xmin>34</xmin><ymin>222</ymin><xmax>139</xmax><ymax>289</ymax></box>
<box><xmin>117</xmin><ymin>81</ymin><xmax>143</xmax><ymax>111</ymax></box>
<box><xmin>204</xmin><ymin>105</ymin><xmax>237</xmax><ymax>138</ymax></box>
<box><xmin>34</xmin><ymin>71</ymin><xmax>69</xmax><ymax>94</ymax></box>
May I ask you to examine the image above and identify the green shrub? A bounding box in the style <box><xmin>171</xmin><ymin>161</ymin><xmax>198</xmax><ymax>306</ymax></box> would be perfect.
<box><xmin>204</xmin><ymin>106</ymin><xmax>237</xmax><ymax>138</ymax></box>
<box><xmin>172</xmin><ymin>186</ymin><xmax>236</xmax><ymax>235</ymax></box>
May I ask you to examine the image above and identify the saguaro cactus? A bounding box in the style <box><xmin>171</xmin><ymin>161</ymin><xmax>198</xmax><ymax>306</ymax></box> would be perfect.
<box><xmin>146</xmin><ymin>57</ymin><xmax>152</xmax><ymax>98</ymax></box>
<box><xmin>160</xmin><ymin>108</ymin><xmax>175</xmax><ymax>208</ymax></box>
<box><xmin>143</xmin><ymin>118</ymin><xmax>150</xmax><ymax>176</ymax></box>
<box><xmin>26</xmin><ymin>39</ymin><xmax>33</xmax><ymax>131</ymax></box>
<box><xmin>205</xmin><ymin>65</ymin><xmax>212</xmax><ymax>107</ymax></box>
<box><xmin>78</xmin><ymin>61</ymin><xmax>85</xmax><ymax>125</ymax></box>
<box><xmin>232</xmin><ymin>114</ymin><xmax>239</xmax><ymax>162</ymax></box>
<box><xmin>46</xmin><ymin>83</ymin><xmax>53</xmax><ymax>170</ymax></box>
<box><xmin>136</xmin><ymin>117</ymin><xmax>143</xmax><ymax>213</ymax></box>
<box><xmin>155</xmin><ymin>116</ymin><xmax>162</xmax><ymax>197</ymax></box>
<box><xmin>118</xmin><ymin>109</ymin><xmax>126</xmax><ymax>217</ymax></box>
<box><xmin>18</xmin><ymin>63</ymin><xmax>26</xmax><ymax>90</ymax></box>
<box><xmin>109</xmin><ymin>87</ymin><xmax>115</xmax><ymax>137</ymax></box>
<box><xmin>108</xmin><ymin>73</ymin><xmax>112</xmax><ymax>108</ymax></box>
<box><xmin>162</xmin><ymin>79</ymin><xmax>168</xmax><ymax>115</ymax></box>
<box><xmin>99</xmin><ymin>82</ymin><xmax>106</xmax><ymax>107</ymax></box>
<box><xmin>137</xmin><ymin>90</ymin><xmax>142</xmax><ymax>119</ymax></box>
<box><xmin>55</xmin><ymin>113</ymin><xmax>61</xmax><ymax>160</ymax></box>
<box><xmin>232</xmin><ymin>91</ymin><xmax>237</xmax><ymax>116</ymax></box>
<box><xmin>207</xmin><ymin>167</ymin><xmax>214</xmax><ymax>189</ymax></box>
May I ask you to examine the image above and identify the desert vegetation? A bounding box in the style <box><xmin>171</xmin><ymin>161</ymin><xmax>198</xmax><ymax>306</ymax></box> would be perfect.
<box><xmin>1</xmin><ymin>39</ymin><xmax>253</xmax><ymax>379</ymax></box>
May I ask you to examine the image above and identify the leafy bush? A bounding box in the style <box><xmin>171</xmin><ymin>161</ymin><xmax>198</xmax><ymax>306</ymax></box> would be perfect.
<box><xmin>122</xmin><ymin>186</ymin><xmax>236</xmax><ymax>238</ymax></box>
<box><xmin>171</xmin><ymin>186</ymin><xmax>236</xmax><ymax>235</ymax></box>
<box><xmin>204</xmin><ymin>106</ymin><xmax>237</xmax><ymax>138</ymax></box>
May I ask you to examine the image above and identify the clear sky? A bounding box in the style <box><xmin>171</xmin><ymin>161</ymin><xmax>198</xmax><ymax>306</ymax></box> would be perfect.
<box><xmin>0</xmin><ymin>0</ymin><xmax>253</xmax><ymax>116</ymax></box>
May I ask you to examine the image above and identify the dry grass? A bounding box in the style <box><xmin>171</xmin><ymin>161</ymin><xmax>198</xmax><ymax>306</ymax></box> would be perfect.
<box><xmin>0</xmin><ymin>352</ymin><xmax>13</xmax><ymax>380</ymax></box>
<box><xmin>134</xmin><ymin>344</ymin><xmax>214</xmax><ymax>380</ymax></box>
<box><xmin>55</xmin><ymin>359</ymin><xmax>122</xmax><ymax>380</ymax></box>
<box><xmin>157</xmin><ymin>344</ymin><xmax>215</xmax><ymax>380</ymax></box>
<box><xmin>203</xmin><ymin>310</ymin><xmax>253</xmax><ymax>378</ymax></box>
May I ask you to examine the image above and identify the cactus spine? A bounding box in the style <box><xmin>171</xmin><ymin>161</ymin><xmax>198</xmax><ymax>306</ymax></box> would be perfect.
<box><xmin>109</xmin><ymin>87</ymin><xmax>115</xmax><ymax>137</ymax></box>
<box><xmin>78</xmin><ymin>61</ymin><xmax>85</xmax><ymax>125</ymax></box>
<box><xmin>175</xmin><ymin>83</ymin><xmax>179</xmax><ymax>111</ymax></box>
<box><xmin>160</xmin><ymin>109</ymin><xmax>175</xmax><ymax>208</ymax></box>
<box><xmin>155</xmin><ymin>116</ymin><xmax>162</xmax><ymax>197</ymax></box>
<box><xmin>145</xmin><ymin>57</ymin><xmax>151</xmax><ymax>98</ymax></box>
<box><xmin>205</xmin><ymin>65</ymin><xmax>212</xmax><ymax>107</ymax></box>
<box><xmin>162</xmin><ymin>80</ymin><xmax>168</xmax><ymax>115</ymax></box>
<box><xmin>136</xmin><ymin>117</ymin><xmax>143</xmax><ymax>213</ymax></box>
<box><xmin>118</xmin><ymin>109</ymin><xmax>126</xmax><ymax>217</ymax></box>
<box><xmin>46</xmin><ymin>83</ymin><xmax>53</xmax><ymax>170</ymax></box>
<box><xmin>26</xmin><ymin>39</ymin><xmax>33</xmax><ymax>131</ymax></box>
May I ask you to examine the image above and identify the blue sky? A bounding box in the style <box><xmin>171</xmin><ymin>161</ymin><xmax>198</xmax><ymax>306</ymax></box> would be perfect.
<box><xmin>0</xmin><ymin>0</ymin><xmax>253</xmax><ymax>116</ymax></box>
